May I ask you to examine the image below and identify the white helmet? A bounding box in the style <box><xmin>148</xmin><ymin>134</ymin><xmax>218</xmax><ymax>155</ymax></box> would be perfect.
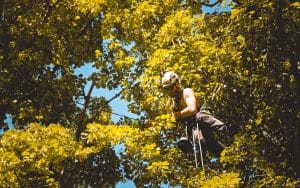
<box><xmin>161</xmin><ymin>71</ymin><xmax>180</xmax><ymax>88</ymax></box>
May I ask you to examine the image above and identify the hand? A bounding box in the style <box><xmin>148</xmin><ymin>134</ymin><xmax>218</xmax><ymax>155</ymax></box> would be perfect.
<box><xmin>144</xmin><ymin>119</ymin><xmax>153</xmax><ymax>126</ymax></box>
<box><xmin>172</xmin><ymin>111</ymin><xmax>180</xmax><ymax>118</ymax></box>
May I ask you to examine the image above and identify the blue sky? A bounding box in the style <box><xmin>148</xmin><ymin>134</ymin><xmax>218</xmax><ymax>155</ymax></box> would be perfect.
<box><xmin>74</xmin><ymin>63</ymin><xmax>139</xmax><ymax>123</ymax></box>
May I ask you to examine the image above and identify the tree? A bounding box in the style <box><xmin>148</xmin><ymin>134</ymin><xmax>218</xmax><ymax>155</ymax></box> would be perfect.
<box><xmin>76</xmin><ymin>0</ymin><xmax>299</xmax><ymax>186</ymax></box>
<box><xmin>0</xmin><ymin>123</ymin><xmax>124</xmax><ymax>187</ymax></box>
<box><xmin>1</xmin><ymin>0</ymin><xmax>299</xmax><ymax>187</ymax></box>
<box><xmin>0</xmin><ymin>0</ymin><xmax>102</xmax><ymax>130</ymax></box>
<box><xmin>0</xmin><ymin>0</ymin><xmax>122</xmax><ymax>186</ymax></box>
<box><xmin>0</xmin><ymin>123</ymin><xmax>82</xmax><ymax>187</ymax></box>
<box><xmin>217</xmin><ymin>1</ymin><xmax>300</xmax><ymax>184</ymax></box>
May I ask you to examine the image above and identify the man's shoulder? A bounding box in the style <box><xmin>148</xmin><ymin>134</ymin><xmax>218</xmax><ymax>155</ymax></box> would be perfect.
<box><xmin>183</xmin><ymin>88</ymin><xmax>194</xmax><ymax>92</ymax></box>
<box><xmin>183</xmin><ymin>88</ymin><xmax>195</xmax><ymax>95</ymax></box>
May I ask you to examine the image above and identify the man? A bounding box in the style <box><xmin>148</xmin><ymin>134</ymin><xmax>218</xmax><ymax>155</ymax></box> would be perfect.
<box><xmin>161</xmin><ymin>71</ymin><xmax>226</xmax><ymax>157</ymax></box>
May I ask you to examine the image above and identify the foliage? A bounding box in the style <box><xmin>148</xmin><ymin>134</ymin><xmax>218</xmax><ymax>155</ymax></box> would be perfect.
<box><xmin>0</xmin><ymin>0</ymin><xmax>96</xmax><ymax>129</ymax></box>
<box><xmin>0</xmin><ymin>0</ymin><xmax>299</xmax><ymax>187</ymax></box>
<box><xmin>83</xmin><ymin>119</ymin><xmax>241</xmax><ymax>187</ymax></box>
<box><xmin>215</xmin><ymin>0</ymin><xmax>300</xmax><ymax>183</ymax></box>
<box><xmin>0</xmin><ymin>123</ymin><xmax>80</xmax><ymax>187</ymax></box>
<box><xmin>0</xmin><ymin>123</ymin><xmax>123</xmax><ymax>187</ymax></box>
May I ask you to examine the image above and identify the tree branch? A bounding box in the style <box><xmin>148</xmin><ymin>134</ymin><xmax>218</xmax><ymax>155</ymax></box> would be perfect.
<box><xmin>75</xmin><ymin>81</ymin><xmax>95</xmax><ymax>141</ymax></box>
<box><xmin>232</xmin><ymin>0</ymin><xmax>241</xmax><ymax>6</ymax></box>
<box><xmin>201</xmin><ymin>0</ymin><xmax>222</xmax><ymax>7</ymax></box>
<box><xmin>91</xmin><ymin>89</ymin><xmax>124</xmax><ymax>122</ymax></box>
<box><xmin>107</xmin><ymin>89</ymin><xmax>123</xmax><ymax>104</ymax></box>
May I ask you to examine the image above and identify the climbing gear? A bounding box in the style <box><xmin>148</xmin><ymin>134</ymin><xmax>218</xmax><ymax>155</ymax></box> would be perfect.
<box><xmin>161</xmin><ymin>71</ymin><xmax>180</xmax><ymax>89</ymax></box>
<box><xmin>178</xmin><ymin>121</ymin><xmax>194</xmax><ymax>154</ymax></box>
<box><xmin>178</xmin><ymin>121</ymin><xmax>205</xmax><ymax>168</ymax></box>
<box><xmin>178</xmin><ymin>137</ymin><xmax>193</xmax><ymax>154</ymax></box>
<box><xmin>193</xmin><ymin>123</ymin><xmax>204</xmax><ymax>168</ymax></box>
<box><xmin>200</xmin><ymin>83</ymin><xmax>223</xmax><ymax>115</ymax></box>
<box><xmin>176</xmin><ymin>109</ymin><xmax>227</xmax><ymax>168</ymax></box>
<box><xmin>195</xmin><ymin>112</ymin><xmax>226</xmax><ymax>131</ymax></box>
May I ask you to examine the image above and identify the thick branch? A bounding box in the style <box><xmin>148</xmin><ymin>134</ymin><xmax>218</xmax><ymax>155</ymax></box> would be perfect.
<box><xmin>75</xmin><ymin>81</ymin><xmax>95</xmax><ymax>141</ymax></box>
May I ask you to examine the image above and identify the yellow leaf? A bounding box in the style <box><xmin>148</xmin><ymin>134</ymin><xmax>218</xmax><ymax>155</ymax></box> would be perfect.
<box><xmin>255</xmin><ymin>111</ymin><xmax>263</xmax><ymax>125</ymax></box>
<box><xmin>230</xmin><ymin>9</ymin><xmax>240</xmax><ymax>19</ymax></box>
<box><xmin>237</xmin><ymin>35</ymin><xmax>245</xmax><ymax>48</ymax></box>
<box><xmin>291</xmin><ymin>2</ymin><xmax>300</xmax><ymax>8</ymax></box>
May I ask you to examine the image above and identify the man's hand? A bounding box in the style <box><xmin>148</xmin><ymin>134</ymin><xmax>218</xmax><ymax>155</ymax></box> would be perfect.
<box><xmin>144</xmin><ymin>119</ymin><xmax>153</xmax><ymax>126</ymax></box>
<box><xmin>172</xmin><ymin>111</ymin><xmax>181</xmax><ymax>118</ymax></box>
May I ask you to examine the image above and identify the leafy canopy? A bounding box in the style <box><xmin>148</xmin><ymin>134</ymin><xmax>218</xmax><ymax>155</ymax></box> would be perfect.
<box><xmin>0</xmin><ymin>0</ymin><xmax>299</xmax><ymax>187</ymax></box>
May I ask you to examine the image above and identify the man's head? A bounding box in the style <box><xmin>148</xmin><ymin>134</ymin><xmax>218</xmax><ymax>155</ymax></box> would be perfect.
<box><xmin>161</xmin><ymin>71</ymin><xmax>181</xmax><ymax>96</ymax></box>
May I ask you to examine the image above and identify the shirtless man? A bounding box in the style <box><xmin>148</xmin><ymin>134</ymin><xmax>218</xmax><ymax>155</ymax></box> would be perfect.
<box><xmin>161</xmin><ymin>71</ymin><xmax>198</xmax><ymax>119</ymax></box>
<box><xmin>161</xmin><ymin>71</ymin><xmax>225</xmax><ymax>157</ymax></box>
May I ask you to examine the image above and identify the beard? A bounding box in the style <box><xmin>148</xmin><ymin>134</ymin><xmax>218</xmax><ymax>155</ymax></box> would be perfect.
<box><xmin>170</xmin><ymin>89</ymin><xmax>182</xmax><ymax>99</ymax></box>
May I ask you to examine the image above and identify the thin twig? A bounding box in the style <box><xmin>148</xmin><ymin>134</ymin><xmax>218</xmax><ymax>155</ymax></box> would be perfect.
<box><xmin>201</xmin><ymin>0</ymin><xmax>222</xmax><ymax>7</ymax></box>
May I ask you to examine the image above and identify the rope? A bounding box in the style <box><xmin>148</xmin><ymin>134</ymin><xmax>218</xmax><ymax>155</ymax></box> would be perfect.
<box><xmin>197</xmin><ymin>123</ymin><xmax>204</xmax><ymax>168</ymax></box>
<box><xmin>210</xmin><ymin>83</ymin><xmax>222</xmax><ymax>102</ymax></box>
<box><xmin>192</xmin><ymin>131</ymin><xmax>198</xmax><ymax>168</ymax></box>
<box><xmin>200</xmin><ymin>83</ymin><xmax>223</xmax><ymax>114</ymax></box>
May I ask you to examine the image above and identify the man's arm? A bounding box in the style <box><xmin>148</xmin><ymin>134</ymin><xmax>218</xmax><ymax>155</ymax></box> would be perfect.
<box><xmin>173</xmin><ymin>88</ymin><xmax>198</xmax><ymax>118</ymax></box>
